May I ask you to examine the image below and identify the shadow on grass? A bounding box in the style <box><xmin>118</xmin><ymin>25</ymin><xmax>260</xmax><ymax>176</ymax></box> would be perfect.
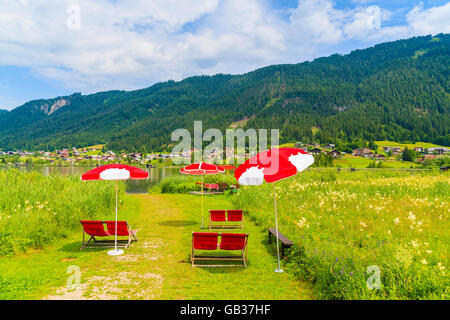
<box><xmin>58</xmin><ymin>241</ymin><xmax>112</xmax><ymax>253</ymax></box>
<box><xmin>260</xmin><ymin>237</ymin><xmax>292</xmax><ymax>262</ymax></box>
<box><xmin>158</xmin><ymin>220</ymin><xmax>198</xmax><ymax>227</ymax></box>
<box><xmin>184</xmin><ymin>253</ymin><xmax>248</xmax><ymax>273</ymax></box>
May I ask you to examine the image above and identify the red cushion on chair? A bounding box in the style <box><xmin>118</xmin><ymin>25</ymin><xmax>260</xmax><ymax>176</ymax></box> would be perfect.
<box><xmin>193</xmin><ymin>233</ymin><xmax>219</xmax><ymax>250</ymax></box>
<box><xmin>209</xmin><ymin>210</ymin><xmax>226</xmax><ymax>221</ymax></box>
<box><xmin>227</xmin><ymin>210</ymin><xmax>243</xmax><ymax>221</ymax></box>
<box><xmin>220</xmin><ymin>233</ymin><xmax>247</xmax><ymax>250</ymax></box>
<box><xmin>105</xmin><ymin>221</ymin><xmax>130</xmax><ymax>236</ymax></box>
<box><xmin>80</xmin><ymin>221</ymin><xmax>112</xmax><ymax>237</ymax></box>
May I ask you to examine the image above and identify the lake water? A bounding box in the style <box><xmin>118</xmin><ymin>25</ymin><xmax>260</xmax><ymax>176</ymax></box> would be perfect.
<box><xmin>0</xmin><ymin>165</ymin><xmax>180</xmax><ymax>194</ymax></box>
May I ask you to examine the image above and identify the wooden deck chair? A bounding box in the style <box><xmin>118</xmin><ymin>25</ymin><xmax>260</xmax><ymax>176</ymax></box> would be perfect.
<box><xmin>226</xmin><ymin>209</ymin><xmax>244</xmax><ymax>229</ymax></box>
<box><xmin>80</xmin><ymin>220</ymin><xmax>113</xmax><ymax>250</ymax></box>
<box><xmin>105</xmin><ymin>221</ymin><xmax>138</xmax><ymax>249</ymax></box>
<box><xmin>191</xmin><ymin>232</ymin><xmax>249</xmax><ymax>268</ymax></box>
<box><xmin>208</xmin><ymin>210</ymin><xmax>227</xmax><ymax>229</ymax></box>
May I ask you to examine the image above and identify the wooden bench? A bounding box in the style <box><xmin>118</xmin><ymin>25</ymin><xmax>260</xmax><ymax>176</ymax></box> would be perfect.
<box><xmin>268</xmin><ymin>228</ymin><xmax>293</xmax><ymax>258</ymax></box>
<box><xmin>196</xmin><ymin>182</ymin><xmax>220</xmax><ymax>191</ymax></box>
<box><xmin>217</xmin><ymin>183</ymin><xmax>229</xmax><ymax>191</ymax></box>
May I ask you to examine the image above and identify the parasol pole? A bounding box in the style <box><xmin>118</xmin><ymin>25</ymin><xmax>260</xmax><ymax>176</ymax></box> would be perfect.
<box><xmin>108</xmin><ymin>179</ymin><xmax>123</xmax><ymax>256</ymax></box>
<box><xmin>201</xmin><ymin>173</ymin><xmax>205</xmax><ymax>228</ymax></box>
<box><xmin>273</xmin><ymin>183</ymin><xmax>283</xmax><ymax>273</ymax></box>
<box><xmin>115</xmin><ymin>180</ymin><xmax>118</xmax><ymax>251</ymax></box>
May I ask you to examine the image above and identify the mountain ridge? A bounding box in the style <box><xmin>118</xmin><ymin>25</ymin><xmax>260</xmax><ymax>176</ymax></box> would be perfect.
<box><xmin>0</xmin><ymin>34</ymin><xmax>449</xmax><ymax>151</ymax></box>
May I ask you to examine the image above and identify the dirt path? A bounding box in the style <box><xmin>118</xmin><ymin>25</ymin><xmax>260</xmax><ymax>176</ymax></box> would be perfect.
<box><xmin>45</xmin><ymin>194</ymin><xmax>313</xmax><ymax>300</ymax></box>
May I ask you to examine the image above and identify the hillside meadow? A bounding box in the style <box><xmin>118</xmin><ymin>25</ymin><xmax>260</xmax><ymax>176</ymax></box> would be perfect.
<box><xmin>232</xmin><ymin>169</ymin><xmax>449</xmax><ymax>299</ymax></box>
<box><xmin>0</xmin><ymin>169</ymin><xmax>121</xmax><ymax>256</ymax></box>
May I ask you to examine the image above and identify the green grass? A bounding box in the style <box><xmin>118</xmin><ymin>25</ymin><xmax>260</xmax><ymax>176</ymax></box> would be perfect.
<box><xmin>0</xmin><ymin>170</ymin><xmax>121</xmax><ymax>256</ymax></box>
<box><xmin>375</xmin><ymin>140</ymin><xmax>447</xmax><ymax>150</ymax></box>
<box><xmin>335</xmin><ymin>155</ymin><xmax>420</xmax><ymax>168</ymax></box>
<box><xmin>232</xmin><ymin>169</ymin><xmax>450</xmax><ymax>299</ymax></box>
<box><xmin>0</xmin><ymin>193</ymin><xmax>312</xmax><ymax>299</ymax></box>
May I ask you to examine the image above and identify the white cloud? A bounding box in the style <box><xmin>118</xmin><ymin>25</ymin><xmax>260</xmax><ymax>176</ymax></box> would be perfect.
<box><xmin>0</xmin><ymin>0</ymin><xmax>448</xmax><ymax>99</ymax></box>
<box><xmin>289</xmin><ymin>0</ymin><xmax>344</xmax><ymax>44</ymax></box>
<box><xmin>407</xmin><ymin>2</ymin><xmax>450</xmax><ymax>35</ymax></box>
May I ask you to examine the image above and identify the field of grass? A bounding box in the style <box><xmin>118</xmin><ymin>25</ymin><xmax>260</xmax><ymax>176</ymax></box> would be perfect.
<box><xmin>335</xmin><ymin>155</ymin><xmax>420</xmax><ymax>168</ymax></box>
<box><xmin>375</xmin><ymin>141</ymin><xmax>447</xmax><ymax>150</ymax></box>
<box><xmin>0</xmin><ymin>169</ymin><xmax>120</xmax><ymax>256</ymax></box>
<box><xmin>232</xmin><ymin>169</ymin><xmax>449</xmax><ymax>299</ymax></box>
<box><xmin>0</xmin><ymin>194</ymin><xmax>312</xmax><ymax>299</ymax></box>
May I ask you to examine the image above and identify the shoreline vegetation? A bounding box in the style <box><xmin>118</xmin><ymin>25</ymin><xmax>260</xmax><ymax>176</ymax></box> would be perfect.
<box><xmin>0</xmin><ymin>169</ymin><xmax>122</xmax><ymax>256</ymax></box>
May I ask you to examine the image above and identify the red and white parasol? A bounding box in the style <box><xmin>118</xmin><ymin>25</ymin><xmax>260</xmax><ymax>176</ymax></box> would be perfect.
<box><xmin>235</xmin><ymin>148</ymin><xmax>314</xmax><ymax>272</ymax></box>
<box><xmin>180</xmin><ymin>163</ymin><xmax>224</xmax><ymax>228</ymax></box>
<box><xmin>81</xmin><ymin>164</ymin><xmax>149</xmax><ymax>256</ymax></box>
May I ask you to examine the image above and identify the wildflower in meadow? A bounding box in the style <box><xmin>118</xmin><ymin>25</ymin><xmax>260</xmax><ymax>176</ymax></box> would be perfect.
<box><xmin>408</xmin><ymin>212</ymin><xmax>416</xmax><ymax>221</ymax></box>
<box><xmin>421</xmin><ymin>259</ymin><xmax>427</xmax><ymax>265</ymax></box>
<box><xmin>296</xmin><ymin>217</ymin><xmax>308</xmax><ymax>228</ymax></box>
<box><xmin>394</xmin><ymin>218</ymin><xmax>400</xmax><ymax>225</ymax></box>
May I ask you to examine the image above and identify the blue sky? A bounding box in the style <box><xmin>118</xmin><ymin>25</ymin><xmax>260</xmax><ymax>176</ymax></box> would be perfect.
<box><xmin>0</xmin><ymin>0</ymin><xmax>449</xmax><ymax>110</ymax></box>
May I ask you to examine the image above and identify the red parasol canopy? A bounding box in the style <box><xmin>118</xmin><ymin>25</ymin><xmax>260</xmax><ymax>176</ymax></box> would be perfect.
<box><xmin>180</xmin><ymin>162</ymin><xmax>225</xmax><ymax>175</ymax></box>
<box><xmin>218</xmin><ymin>165</ymin><xmax>236</xmax><ymax>171</ymax></box>
<box><xmin>81</xmin><ymin>164</ymin><xmax>149</xmax><ymax>181</ymax></box>
<box><xmin>235</xmin><ymin>148</ymin><xmax>314</xmax><ymax>185</ymax></box>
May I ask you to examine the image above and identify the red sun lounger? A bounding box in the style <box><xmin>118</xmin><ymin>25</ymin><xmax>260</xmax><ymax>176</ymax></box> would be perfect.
<box><xmin>208</xmin><ymin>209</ymin><xmax>244</xmax><ymax>229</ymax></box>
<box><xmin>209</xmin><ymin>210</ymin><xmax>226</xmax><ymax>229</ymax></box>
<box><xmin>105</xmin><ymin>221</ymin><xmax>138</xmax><ymax>248</ymax></box>
<box><xmin>191</xmin><ymin>232</ymin><xmax>249</xmax><ymax>268</ymax></box>
<box><xmin>80</xmin><ymin>220</ymin><xmax>137</xmax><ymax>250</ymax></box>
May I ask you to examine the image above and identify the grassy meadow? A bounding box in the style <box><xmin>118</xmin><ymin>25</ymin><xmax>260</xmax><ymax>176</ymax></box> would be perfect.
<box><xmin>232</xmin><ymin>169</ymin><xmax>449</xmax><ymax>299</ymax></box>
<box><xmin>334</xmin><ymin>155</ymin><xmax>421</xmax><ymax>168</ymax></box>
<box><xmin>0</xmin><ymin>169</ymin><xmax>121</xmax><ymax>256</ymax></box>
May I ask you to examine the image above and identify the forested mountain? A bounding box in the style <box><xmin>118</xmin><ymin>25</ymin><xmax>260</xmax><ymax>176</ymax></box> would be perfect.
<box><xmin>0</xmin><ymin>34</ymin><xmax>448</xmax><ymax>152</ymax></box>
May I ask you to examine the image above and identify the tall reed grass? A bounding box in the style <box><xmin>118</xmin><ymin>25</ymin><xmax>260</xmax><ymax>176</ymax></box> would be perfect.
<box><xmin>152</xmin><ymin>173</ymin><xmax>237</xmax><ymax>194</ymax></box>
<box><xmin>233</xmin><ymin>169</ymin><xmax>449</xmax><ymax>299</ymax></box>
<box><xmin>0</xmin><ymin>169</ymin><xmax>122</xmax><ymax>255</ymax></box>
